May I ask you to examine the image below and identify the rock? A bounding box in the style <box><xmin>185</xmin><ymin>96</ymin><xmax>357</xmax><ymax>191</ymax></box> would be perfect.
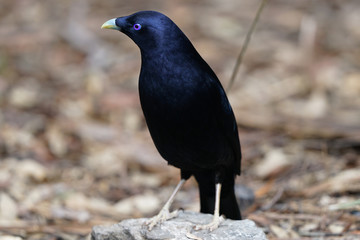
<box><xmin>91</xmin><ymin>211</ymin><xmax>266</xmax><ymax>240</ymax></box>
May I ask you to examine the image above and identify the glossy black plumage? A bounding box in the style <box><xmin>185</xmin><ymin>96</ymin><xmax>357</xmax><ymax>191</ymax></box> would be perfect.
<box><xmin>105</xmin><ymin>11</ymin><xmax>242</xmax><ymax>221</ymax></box>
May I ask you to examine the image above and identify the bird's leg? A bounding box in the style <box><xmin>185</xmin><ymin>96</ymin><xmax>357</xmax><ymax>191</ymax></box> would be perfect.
<box><xmin>194</xmin><ymin>183</ymin><xmax>224</xmax><ymax>231</ymax></box>
<box><xmin>146</xmin><ymin>179</ymin><xmax>186</xmax><ymax>230</ymax></box>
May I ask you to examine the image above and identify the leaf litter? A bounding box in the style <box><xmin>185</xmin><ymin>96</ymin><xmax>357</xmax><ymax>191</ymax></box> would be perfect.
<box><xmin>0</xmin><ymin>0</ymin><xmax>359</xmax><ymax>239</ymax></box>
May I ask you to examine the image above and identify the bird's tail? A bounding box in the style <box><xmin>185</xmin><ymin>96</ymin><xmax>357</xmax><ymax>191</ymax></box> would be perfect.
<box><xmin>194</xmin><ymin>170</ymin><xmax>241</xmax><ymax>220</ymax></box>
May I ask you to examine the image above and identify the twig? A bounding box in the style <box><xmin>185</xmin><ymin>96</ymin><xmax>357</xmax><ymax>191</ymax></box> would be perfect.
<box><xmin>264</xmin><ymin>212</ymin><xmax>324</xmax><ymax>221</ymax></box>
<box><xmin>261</xmin><ymin>186</ymin><xmax>284</xmax><ymax>211</ymax></box>
<box><xmin>186</xmin><ymin>231</ymin><xmax>203</xmax><ymax>240</ymax></box>
<box><xmin>226</xmin><ymin>0</ymin><xmax>268</xmax><ymax>91</ymax></box>
<box><xmin>299</xmin><ymin>231</ymin><xmax>343</xmax><ymax>237</ymax></box>
<box><xmin>329</xmin><ymin>199</ymin><xmax>360</xmax><ymax>211</ymax></box>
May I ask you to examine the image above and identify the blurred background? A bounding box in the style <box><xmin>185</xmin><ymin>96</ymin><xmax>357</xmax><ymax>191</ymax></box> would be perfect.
<box><xmin>0</xmin><ymin>0</ymin><xmax>359</xmax><ymax>239</ymax></box>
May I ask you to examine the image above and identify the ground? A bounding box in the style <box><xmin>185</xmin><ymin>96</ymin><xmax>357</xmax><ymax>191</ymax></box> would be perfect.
<box><xmin>0</xmin><ymin>0</ymin><xmax>359</xmax><ymax>239</ymax></box>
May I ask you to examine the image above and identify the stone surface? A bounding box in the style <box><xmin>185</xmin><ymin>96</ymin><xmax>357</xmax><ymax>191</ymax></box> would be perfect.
<box><xmin>91</xmin><ymin>211</ymin><xmax>266</xmax><ymax>240</ymax></box>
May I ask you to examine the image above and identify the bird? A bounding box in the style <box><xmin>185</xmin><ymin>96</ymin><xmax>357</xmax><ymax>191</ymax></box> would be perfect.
<box><xmin>101</xmin><ymin>11</ymin><xmax>242</xmax><ymax>231</ymax></box>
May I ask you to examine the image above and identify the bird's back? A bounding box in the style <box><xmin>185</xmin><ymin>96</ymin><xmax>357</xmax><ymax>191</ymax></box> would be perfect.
<box><xmin>138</xmin><ymin>34</ymin><xmax>241</xmax><ymax>175</ymax></box>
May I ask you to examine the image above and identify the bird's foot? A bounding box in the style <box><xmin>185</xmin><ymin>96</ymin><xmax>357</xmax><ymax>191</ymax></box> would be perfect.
<box><xmin>194</xmin><ymin>215</ymin><xmax>224</xmax><ymax>232</ymax></box>
<box><xmin>145</xmin><ymin>208</ymin><xmax>179</xmax><ymax>231</ymax></box>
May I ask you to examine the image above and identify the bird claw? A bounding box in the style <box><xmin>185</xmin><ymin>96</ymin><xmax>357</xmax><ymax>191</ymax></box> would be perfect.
<box><xmin>145</xmin><ymin>208</ymin><xmax>179</xmax><ymax>231</ymax></box>
<box><xmin>194</xmin><ymin>215</ymin><xmax>224</xmax><ymax>232</ymax></box>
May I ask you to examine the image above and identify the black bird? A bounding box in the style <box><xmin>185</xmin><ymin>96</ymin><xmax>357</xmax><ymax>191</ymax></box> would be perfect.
<box><xmin>102</xmin><ymin>11</ymin><xmax>242</xmax><ymax>231</ymax></box>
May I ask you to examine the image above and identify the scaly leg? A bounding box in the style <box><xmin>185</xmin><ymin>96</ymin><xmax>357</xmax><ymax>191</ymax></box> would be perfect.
<box><xmin>146</xmin><ymin>179</ymin><xmax>186</xmax><ymax>230</ymax></box>
<box><xmin>194</xmin><ymin>183</ymin><xmax>224</xmax><ymax>231</ymax></box>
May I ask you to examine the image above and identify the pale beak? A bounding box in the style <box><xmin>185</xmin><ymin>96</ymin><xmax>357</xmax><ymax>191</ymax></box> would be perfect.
<box><xmin>101</xmin><ymin>18</ymin><xmax>120</xmax><ymax>30</ymax></box>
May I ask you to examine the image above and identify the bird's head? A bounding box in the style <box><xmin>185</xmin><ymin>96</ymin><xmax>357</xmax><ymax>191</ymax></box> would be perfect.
<box><xmin>102</xmin><ymin>11</ymin><xmax>182</xmax><ymax>52</ymax></box>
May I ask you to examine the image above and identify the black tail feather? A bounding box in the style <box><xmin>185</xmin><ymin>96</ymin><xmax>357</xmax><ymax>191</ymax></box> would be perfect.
<box><xmin>194</xmin><ymin>170</ymin><xmax>241</xmax><ymax>220</ymax></box>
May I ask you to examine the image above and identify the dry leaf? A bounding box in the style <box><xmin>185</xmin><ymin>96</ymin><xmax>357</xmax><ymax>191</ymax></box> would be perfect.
<box><xmin>254</xmin><ymin>149</ymin><xmax>292</xmax><ymax>179</ymax></box>
<box><xmin>0</xmin><ymin>193</ymin><xmax>18</xmax><ymax>221</ymax></box>
<box><xmin>114</xmin><ymin>193</ymin><xmax>160</xmax><ymax>216</ymax></box>
<box><xmin>16</xmin><ymin>159</ymin><xmax>46</xmax><ymax>182</ymax></box>
<box><xmin>306</xmin><ymin>169</ymin><xmax>360</xmax><ymax>196</ymax></box>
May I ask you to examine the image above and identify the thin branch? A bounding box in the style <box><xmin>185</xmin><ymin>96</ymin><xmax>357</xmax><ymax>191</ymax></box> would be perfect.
<box><xmin>329</xmin><ymin>199</ymin><xmax>360</xmax><ymax>211</ymax></box>
<box><xmin>226</xmin><ymin>0</ymin><xmax>268</xmax><ymax>91</ymax></box>
<box><xmin>261</xmin><ymin>186</ymin><xmax>284</xmax><ymax>211</ymax></box>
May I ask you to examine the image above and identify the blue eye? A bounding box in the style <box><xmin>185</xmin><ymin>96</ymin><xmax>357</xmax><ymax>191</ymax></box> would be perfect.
<box><xmin>133</xmin><ymin>23</ymin><xmax>142</xmax><ymax>30</ymax></box>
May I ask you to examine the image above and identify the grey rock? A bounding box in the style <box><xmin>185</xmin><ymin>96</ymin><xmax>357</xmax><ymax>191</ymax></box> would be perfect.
<box><xmin>91</xmin><ymin>211</ymin><xmax>266</xmax><ymax>240</ymax></box>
